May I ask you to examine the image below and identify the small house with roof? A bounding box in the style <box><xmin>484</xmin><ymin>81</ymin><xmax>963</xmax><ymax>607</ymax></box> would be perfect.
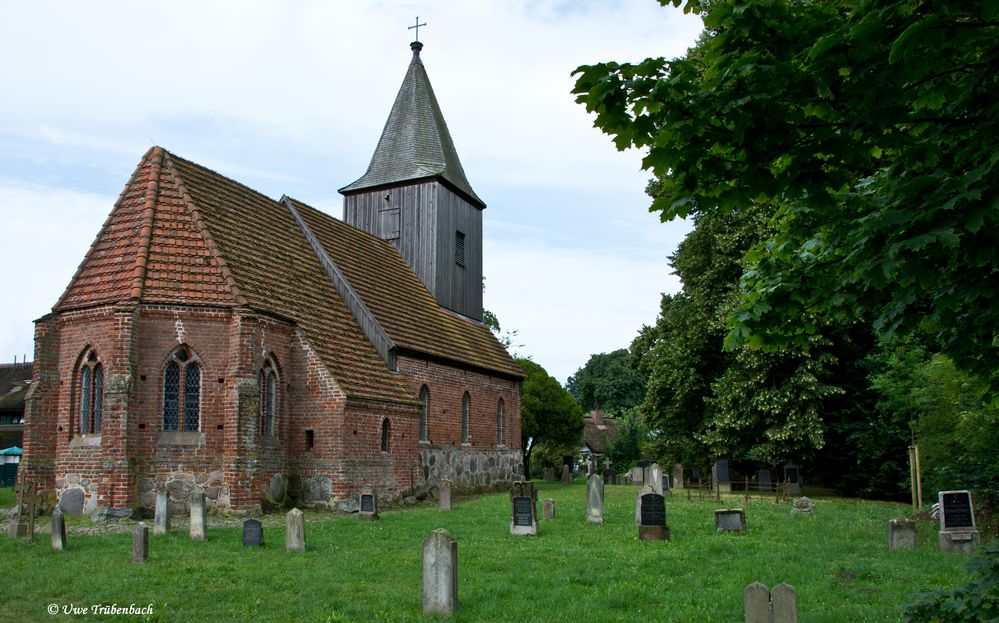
<box><xmin>19</xmin><ymin>41</ymin><xmax>523</xmax><ymax>516</ymax></box>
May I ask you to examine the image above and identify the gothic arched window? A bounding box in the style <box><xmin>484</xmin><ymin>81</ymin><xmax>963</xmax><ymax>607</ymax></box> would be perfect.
<box><xmin>418</xmin><ymin>386</ymin><xmax>429</xmax><ymax>442</ymax></box>
<box><xmin>259</xmin><ymin>356</ymin><xmax>279</xmax><ymax>436</ymax></box>
<box><xmin>163</xmin><ymin>346</ymin><xmax>201</xmax><ymax>432</ymax></box>
<box><xmin>461</xmin><ymin>392</ymin><xmax>470</xmax><ymax>444</ymax></box>
<box><xmin>497</xmin><ymin>398</ymin><xmax>504</xmax><ymax>446</ymax></box>
<box><xmin>78</xmin><ymin>349</ymin><xmax>103</xmax><ymax>434</ymax></box>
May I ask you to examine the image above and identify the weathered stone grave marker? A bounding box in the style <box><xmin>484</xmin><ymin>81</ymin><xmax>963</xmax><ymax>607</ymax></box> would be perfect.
<box><xmin>587</xmin><ymin>474</ymin><xmax>604</xmax><ymax>524</ymax></box>
<box><xmin>637</xmin><ymin>485</ymin><xmax>669</xmax><ymax>541</ymax></box>
<box><xmin>784</xmin><ymin>464</ymin><xmax>802</xmax><ymax>496</ymax></box>
<box><xmin>153</xmin><ymin>488</ymin><xmax>170</xmax><ymax>535</ymax></box>
<box><xmin>602</xmin><ymin>468</ymin><xmax>618</xmax><ymax>485</ymax></box>
<box><xmin>439</xmin><ymin>479</ymin><xmax>452</xmax><ymax>512</ymax></box>
<box><xmin>8</xmin><ymin>480</ymin><xmax>35</xmax><ymax>539</ymax></box>
<box><xmin>51</xmin><ymin>508</ymin><xmax>67</xmax><ymax>551</ymax></box>
<box><xmin>189</xmin><ymin>486</ymin><xmax>207</xmax><ymax>541</ymax></box>
<box><xmin>543</xmin><ymin>467</ymin><xmax>555</xmax><ymax>482</ymax></box>
<box><xmin>132</xmin><ymin>523</ymin><xmax>149</xmax><ymax>564</ymax></box>
<box><xmin>757</xmin><ymin>469</ymin><xmax>772</xmax><ymax>492</ymax></box>
<box><xmin>242</xmin><ymin>519</ymin><xmax>264</xmax><ymax>547</ymax></box>
<box><xmin>543</xmin><ymin>498</ymin><xmax>556</xmax><ymax>519</ymax></box>
<box><xmin>714</xmin><ymin>459</ymin><xmax>731</xmax><ymax>493</ymax></box>
<box><xmin>286</xmin><ymin>508</ymin><xmax>306</xmax><ymax>552</ymax></box>
<box><xmin>630</xmin><ymin>466</ymin><xmax>644</xmax><ymax>484</ymax></box>
<box><xmin>715</xmin><ymin>508</ymin><xmax>746</xmax><ymax>532</ymax></box>
<box><xmin>646</xmin><ymin>463</ymin><xmax>663</xmax><ymax>495</ymax></box>
<box><xmin>560</xmin><ymin>464</ymin><xmax>572</xmax><ymax>486</ymax></box>
<box><xmin>888</xmin><ymin>517</ymin><xmax>916</xmax><ymax>550</ymax></box>
<box><xmin>672</xmin><ymin>464</ymin><xmax>684</xmax><ymax>489</ymax></box>
<box><xmin>745</xmin><ymin>582</ymin><xmax>797</xmax><ymax>623</ymax></box>
<box><xmin>938</xmin><ymin>490</ymin><xmax>980</xmax><ymax>553</ymax></box>
<box><xmin>359</xmin><ymin>485</ymin><xmax>379</xmax><ymax>520</ymax></box>
<box><xmin>510</xmin><ymin>481</ymin><xmax>538</xmax><ymax>536</ymax></box>
<box><xmin>422</xmin><ymin>528</ymin><xmax>458</xmax><ymax>616</ymax></box>
<box><xmin>791</xmin><ymin>496</ymin><xmax>815</xmax><ymax>516</ymax></box>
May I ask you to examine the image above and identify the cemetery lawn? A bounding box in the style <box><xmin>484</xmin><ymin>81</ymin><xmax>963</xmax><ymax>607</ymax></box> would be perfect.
<box><xmin>0</xmin><ymin>482</ymin><xmax>975</xmax><ymax>622</ymax></box>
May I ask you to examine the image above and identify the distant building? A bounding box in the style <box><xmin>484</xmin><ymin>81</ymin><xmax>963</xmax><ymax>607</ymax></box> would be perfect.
<box><xmin>581</xmin><ymin>410</ymin><xmax>619</xmax><ymax>462</ymax></box>
<box><xmin>0</xmin><ymin>361</ymin><xmax>31</xmax><ymax>447</ymax></box>
<box><xmin>20</xmin><ymin>41</ymin><xmax>523</xmax><ymax>516</ymax></box>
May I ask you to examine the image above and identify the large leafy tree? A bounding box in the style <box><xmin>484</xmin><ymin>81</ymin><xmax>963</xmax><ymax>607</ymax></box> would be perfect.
<box><xmin>573</xmin><ymin>0</ymin><xmax>999</xmax><ymax>392</ymax></box>
<box><xmin>517</xmin><ymin>357</ymin><xmax>585</xmax><ymax>478</ymax></box>
<box><xmin>566</xmin><ymin>349</ymin><xmax>647</xmax><ymax>413</ymax></box>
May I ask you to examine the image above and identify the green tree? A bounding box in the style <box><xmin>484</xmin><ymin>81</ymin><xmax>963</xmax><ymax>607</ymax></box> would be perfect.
<box><xmin>573</xmin><ymin>0</ymin><xmax>999</xmax><ymax>393</ymax></box>
<box><xmin>517</xmin><ymin>357</ymin><xmax>585</xmax><ymax>478</ymax></box>
<box><xmin>566</xmin><ymin>349</ymin><xmax>647</xmax><ymax>413</ymax></box>
<box><xmin>604</xmin><ymin>407</ymin><xmax>648</xmax><ymax>470</ymax></box>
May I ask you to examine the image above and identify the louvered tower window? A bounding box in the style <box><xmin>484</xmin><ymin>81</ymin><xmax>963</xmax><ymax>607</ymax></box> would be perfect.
<box><xmin>455</xmin><ymin>231</ymin><xmax>465</xmax><ymax>267</ymax></box>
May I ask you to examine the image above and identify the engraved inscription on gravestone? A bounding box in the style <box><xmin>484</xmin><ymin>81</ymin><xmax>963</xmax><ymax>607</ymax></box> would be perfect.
<box><xmin>941</xmin><ymin>491</ymin><xmax>974</xmax><ymax>529</ymax></box>
<box><xmin>361</xmin><ymin>494</ymin><xmax>375</xmax><ymax>513</ymax></box>
<box><xmin>513</xmin><ymin>497</ymin><xmax>533</xmax><ymax>527</ymax></box>
<box><xmin>640</xmin><ymin>493</ymin><xmax>666</xmax><ymax>526</ymax></box>
<box><xmin>242</xmin><ymin>519</ymin><xmax>264</xmax><ymax>547</ymax></box>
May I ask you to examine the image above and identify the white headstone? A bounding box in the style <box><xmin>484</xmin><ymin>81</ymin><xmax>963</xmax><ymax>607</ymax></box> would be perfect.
<box><xmin>423</xmin><ymin>529</ymin><xmax>458</xmax><ymax>615</ymax></box>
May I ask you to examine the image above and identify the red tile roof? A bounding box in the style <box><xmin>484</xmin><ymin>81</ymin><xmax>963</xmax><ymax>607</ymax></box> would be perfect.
<box><xmin>56</xmin><ymin>147</ymin><xmax>521</xmax><ymax>404</ymax></box>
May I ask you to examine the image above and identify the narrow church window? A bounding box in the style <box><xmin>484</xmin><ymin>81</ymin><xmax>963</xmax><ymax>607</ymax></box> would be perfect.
<box><xmin>461</xmin><ymin>392</ymin><xmax>470</xmax><ymax>443</ymax></box>
<box><xmin>419</xmin><ymin>386</ymin><xmax>429</xmax><ymax>442</ymax></box>
<box><xmin>381</xmin><ymin>418</ymin><xmax>391</xmax><ymax>452</ymax></box>
<box><xmin>259</xmin><ymin>357</ymin><xmax>278</xmax><ymax>436</ymax></box>
<box><xmin>162</xmin><ymin>346</ymin><xmax>201</xmax><ymax>432</ymax></box>
<box><xmin>455</xmin><ymin>231</ymin><xmax>465</xmax><ymax>267</ymax></box>
<box><xmin>77</xmin><ymin>350</ymin><xmax>104</xmax><ymax>435</ymax></box>
<box><xmin>497</xmin><ymin>398</ymin><xmax>504</xmax><ymax>446</ymax></box>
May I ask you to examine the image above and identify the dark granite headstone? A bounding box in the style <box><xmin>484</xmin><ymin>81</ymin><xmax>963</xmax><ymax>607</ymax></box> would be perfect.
<box><xmin>941</xmin><ymin>491</ymin><xmax>974</xmax><ymax>529</ymax></box>
<box><xmin>714</xmin><ymin>459</ymin><xmax>730</xmax><ymax>484</ymax></box>
<box><xmin>361</xmin><ymin>495</ymin><xmax>374</xmax><ymax>513</ymax></box>
<box><xmin>242</xmin><ymin>519</ymin><xmax>264</xmax><ymax>547</ymax></box>
<box><xmin>602</xmin><ymin>468</ymin><xmax>618</xmax><ymax>485</ymax></box>
<box><xmin>513</xmin><ymin>497</ymin><xmax>533</xmax><ymax>527</ymax></box>
<box><xmin>640</xmin><ymin>493</ymin><xmax>666</xmax><ymax>526</ymax></box>
<box><xmin>509</xmin><ymin>481</ymin><xmax>538</xmax><ymax>536</ymax></box>
<box><xmin>637</xmin><ymin>460</ymin><xmax>654</xmax><ymax>469</ymax></box>
<box><xmin>358</xmin><ymin>485</ymin><xmax>379</xmax><ymax>520</ymax></box>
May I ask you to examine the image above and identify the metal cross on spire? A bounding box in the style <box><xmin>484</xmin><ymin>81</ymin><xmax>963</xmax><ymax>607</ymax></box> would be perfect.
<box><xmin>408</xmin><ymin>16</ymin><xmax>427</xmax><ymax>41</ymax></box>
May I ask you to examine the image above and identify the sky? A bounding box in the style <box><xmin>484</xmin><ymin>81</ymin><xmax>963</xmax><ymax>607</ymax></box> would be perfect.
<box><xmin>0</xmin><ymin>1</ymin><xmax>703</xmax><ymax>385</ymax></box>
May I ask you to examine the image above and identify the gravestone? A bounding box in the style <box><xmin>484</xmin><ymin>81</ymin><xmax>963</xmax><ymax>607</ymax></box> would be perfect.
<box><xmin>543</xmin><ymin>498</ymin><xmax>556</xmax><ymax>519</ymax></box>
<box><xmin>638</xmin><ymin>485</ymin><xmax>669</xmax><ymax>541</ymax></box>
<box><xmin>359</xmin><ymin>485</ymin><xmax>379</xmax><ymax>520</ymax></box>
<box><xmin>938</xmin><ymin>490</ymin><xmax>980</xmax><ymax>553</ymax></box>
<box><xmin>791</xmin><ymin>496</ymin><xmax>815</xmax><ymax>516</ymax></box>
<box><xmin>586</xmin><ymin>474</ymin><xmax>605</xmax><ymax>524</ymax></box>
<box><xmin>715</xmin><ymin>508</ymin><xmax>746</xmax><ymax>532</ymax></box>
<box><xmin>543</xmin><ymin>467</ymin><xmax>555</xmax><ymax>482</ymax></box>
<box><xmin>673</xmin><ymin>464</ymin><xmax>684</xmax><ymax>489</ymax></box>
<box><xmin>422</xmin><ymin>529</ymin><xmax>458</xmax><ymax>615</ymax></box>
<box><xmin>888</xmin><ymin>517</ymin><xmax>916</xmax><ymax>550</ymax></box>
<box><xmin>585</xmin><ymin>456</ymin><xmax>595</xmax><ymax>476</ymax></box>
<box><xmin>132</xmin><ymin>523</ymin><xmax>149</xmax><ymax>564</ymax></box>
<box><xmin>631</xmin><ymin>466</ymin><xmax>644</xmax><ymax>484</ymax></box>
<box><xmin>286</xmin><ymin>508</ymin><xmax>306</xmax><ymax>552</ymax></box>
<box><xmin>51</xmin><ymin>508</ymin><xmax>67</xmax><ymax>551</ymax></box>
<box><xmin>439</xmin><ymin>479</ymin><xmax>452</xmax><ymax>512</ymax></box>
<box><xmin>602</xmin><ymin>468</ymin><xmax>618</xmax><ymax>485</ymax></box>
<box><xmin>637</xmin><ymin>460</ymin><xmax>654</xmax><ymax>468</ymax></box>
<box><xmin>784</xmin><ymin>464</ymin><xmax>801</xmax><ymax>496</ymax></box>
<box><xmin>153</xmin><ymin>488</ymin><xmax>170</xmax><ymax>535</ymax></box>
<box><xmin>560</xmin><ymin>464</ymin><xmax>572</xmax><ymax>486</ymax></box>
<box><xmin>714</xmin><ymin>459</ymin><xmax>731</xmax><ymax>493</ymax></box>
<box><xmin>646</xmin><ymin>463</ymin><xmax>663</xmax><ymax>495</ymax></box>
<box><xmin>189</xmin><ymin>487</ymin><xmax>207</xmax><ymax>541</ymax></box>
<box><xmin>690</xmin><ymin>467</ymin><xmax>701</xmax><ymax>484</ymax></box>
<box><xmin>509</xmin><ymin>481</ymin><xmax>538</xmax><ymax>536</ymax></box>
<box><xmin>745</xmin><ymin>582</ymin><xmax>797</xmax><ymax>623</ymax></box>
<box><xmin>242</xmin><ymin>519</ymin><xmax>264</xmax><ymax>547</ymax></box>
<box><xmin>757</xmin><ymin>469</ymin><xmax>772</xmax><ymax>492</ymax></box>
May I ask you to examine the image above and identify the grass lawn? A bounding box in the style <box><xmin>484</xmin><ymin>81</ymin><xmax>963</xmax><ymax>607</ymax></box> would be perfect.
<box><xmin>0</xmin><ymin>481</ymin><xmax>975</xmax><ymax>622</ymax></box>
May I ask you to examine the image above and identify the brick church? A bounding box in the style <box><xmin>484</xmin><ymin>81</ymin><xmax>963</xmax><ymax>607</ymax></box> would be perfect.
<box><xmin>20</xmin><ymin>41</ymin><xmax>524</xmax><ymax>517</ymax></box>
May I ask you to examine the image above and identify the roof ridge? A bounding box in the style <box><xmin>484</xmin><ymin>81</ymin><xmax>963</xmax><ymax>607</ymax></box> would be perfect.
<box><xmin>129</xmin><ymin>145</ymin><xmax>164</xmax><ymax>301</ymax></box>
<box><xmin>161</xmin><ymin>152</ymin><xmax>247</xmax><ymax>307</ymax></box>
<box><xmin>283</xmin><ymin>196</ymin><xmax>398</xmax><ymax>370</ymax></box>
<box><xmin>163</xmin><ymin>149</ymin><xmax>282</xmax><ymax>205</ymax></box>
<box><xmin>54</xmin><ymin>146</ymin><xmax>160</xmax><ymax>311</ymax></box>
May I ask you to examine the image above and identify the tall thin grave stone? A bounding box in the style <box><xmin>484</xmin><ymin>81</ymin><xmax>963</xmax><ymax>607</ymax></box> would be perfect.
<box><xmin>673</xmin><ymin>464</ymin><xmax>684</xmax><ymax>489</ymax></box>
<box><xmin>422</xmin><ymin>528</ymin><xmax>458</xmax><ymax>616</ymax></box>
<box><xmin>714</xmin><ymin>459</ymin><xmax>731</xmax><ymax>493</ymax></box>
<box><xmin>439</xmin><ymin>479</ymin><xmax>452</xmax><ymax>511</ymax></box>
<box><xmin>586</xmin><ymin>474</ymin><xmax>604</xmax><ymax>524</ymax></box>
<box><xmin>784</xmin><ymin>464</ymin><xmax>801</xmax><ymax>496</ymax></box>
<box><xmin>132</xmin><ymin>523</ymin><xmax>149</xmax><ymax>564</ymax></box>
<box><xmin>938</xmin><ymin>490</ymin><xmax>980</xmax><ymax>553</ymax></box>
<box><xmin>189</xmin><ymin>487</ymin><xmax>207</xmax><ymax>541</ymax></box>
<box><xmin>153</xmin><ymin>488</ymin><xmax>170</xmax><ymax>535</ymax></box>
<box><xmin>286</xmin><ymin>508</ymin><xmax>306</xmax><ymax>552</ymax></box>
<box><xmin>51</xmin><ymin>508</ymin><xmax>67</xmax><ymax>551</ymax></box>
<box><xmin>510</xmin><ymin>481</ymin><xmax>538</xmax><ymax>536</ymax></box>
<box><xmin>560</xmin><ymin>464</ymin><xmax>572</xmax><ymax>486</ymax></box>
